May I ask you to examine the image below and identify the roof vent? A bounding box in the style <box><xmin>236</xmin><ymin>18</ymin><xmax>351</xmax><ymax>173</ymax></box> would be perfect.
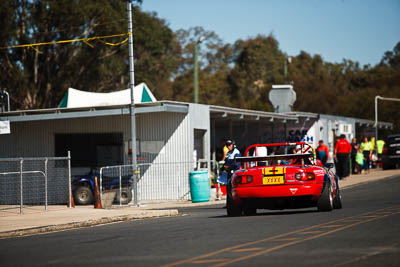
<box><xmin>268</xmin><ymin>85</ymin><xmax>296</xmax><ymax>113</ymax></box>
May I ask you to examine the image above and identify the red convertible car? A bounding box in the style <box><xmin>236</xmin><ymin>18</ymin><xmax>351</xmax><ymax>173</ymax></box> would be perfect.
<box><xmin>226</xmin><ymin>142</ymin><xmax>342</xmax><ymax>216</ymax></box>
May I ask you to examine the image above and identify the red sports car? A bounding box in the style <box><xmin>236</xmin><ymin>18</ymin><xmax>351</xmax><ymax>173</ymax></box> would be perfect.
<box><xmin>226</xmin><ymin>142</ymin><xmax>342</xmax><ymax>216</ymax></box>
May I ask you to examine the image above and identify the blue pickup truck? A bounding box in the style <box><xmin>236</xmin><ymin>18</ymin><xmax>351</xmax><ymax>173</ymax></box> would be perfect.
<box><xmin>72</xmin><ymin>172</ymin><xmax>133</xmax><ymax>205</ymax></box>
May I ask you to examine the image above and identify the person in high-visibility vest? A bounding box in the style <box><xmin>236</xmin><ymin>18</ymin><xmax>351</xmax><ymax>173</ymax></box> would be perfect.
<box><xmin>376</xmin><ymin>139</ymin><xmax>385</xmax><ymax>167</ymax></box>
<box><xmin>350</xmin><ymin>137</ymin><xmax>360</xmax><ymax>174</ymax></box>
<box><xmin>360</xmin><ymin>137</ymin><xmax>373</xmax><ymax>174</ymax></box>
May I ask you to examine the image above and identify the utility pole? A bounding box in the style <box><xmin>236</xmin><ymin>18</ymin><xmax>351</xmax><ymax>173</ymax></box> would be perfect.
<box><xmin>193</xmin><ymin>41</ymin><xmax>199</xmax><ymax>103</ymax></box>
<box><xmin>193</xmin><ymin>36</ymin><xmax>205</xmax><ymax>103</ymax></box>
<box><xmin>127</xmin><ymin>1</ymin><xmax>138</xmax><ymax>206</ymax></box>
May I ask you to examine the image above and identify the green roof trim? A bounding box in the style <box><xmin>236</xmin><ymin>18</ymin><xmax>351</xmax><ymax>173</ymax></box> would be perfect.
<box><xmin>58</xmin><ymin>90</ymin><xmax>69</xmax><ymax>108</ymax></box>
<box><xmin>141</xmin><ymin>85</ymin><xmax>152</xmax><ymax>102</ymax></box>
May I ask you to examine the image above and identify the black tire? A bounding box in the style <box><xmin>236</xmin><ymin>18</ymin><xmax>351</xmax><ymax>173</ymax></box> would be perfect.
<box><xmin>382</xmin><ymin>160</ymin><xmax>393</xmax><ymax>170</ymax></box>
<box><xmin>317</xmin><ymin>180</ymin><xmax>333</xmax><ymax>212</ymax></box>
<box><xmin>333</xmin><ymin>187</ymin><xmax>343</xmax><ymax>209</ymax></box>
<box><xmin>243</xmin><ymin>200</ymin><xmax>257</xmax><ymax>216</ymax></box>
<box><xmin>226</xmin><ymin>188</ymin><xmax>242</xmax><ymax>217</ymax></box>
<box><xmin>243</xmin><ymin>206</ymin><xmax>257</xmax><ymax>216</ymax></box>
<box><xmin>114</xmin><ymin>187</ymin><xmax>133</xmax><ymax>204</ymax></box>
<box><xmin>73</xmin><ymin>186</ymin><xmax>94</xmax><ymax>205</ymax></box>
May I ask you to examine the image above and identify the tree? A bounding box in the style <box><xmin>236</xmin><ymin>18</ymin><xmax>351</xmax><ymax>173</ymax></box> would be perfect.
<box><xmin>171</xmin><ymin>26</ymin><xmax>232</xmax><ymax>104</ymax></box>
<box><xmin>0</xmin><ymin>0</ymin><xmax>179</xmax><ymax>109</ymax></box>
<box><xmin>227</xmin><ymin>34</ymin><xmax>286</xmax><ymax>110</ymax></box>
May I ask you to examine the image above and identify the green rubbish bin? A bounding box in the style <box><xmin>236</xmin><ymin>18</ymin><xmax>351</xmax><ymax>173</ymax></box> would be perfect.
<box><xmin>189</xmin><ymin>170</ymin><xmax>210</xmax><ymax>203</ymax></box>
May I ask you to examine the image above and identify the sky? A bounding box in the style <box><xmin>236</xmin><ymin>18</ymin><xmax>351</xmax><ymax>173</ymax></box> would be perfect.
<box><xmin>141</xmin><ymin>0</ymin><xmax>400</xmax><ymax>67</ymax></box>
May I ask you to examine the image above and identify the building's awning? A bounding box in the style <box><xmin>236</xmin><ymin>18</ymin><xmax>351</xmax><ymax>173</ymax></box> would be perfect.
<box><xmin>58</xmin><ymin>82</ymin><xmax>157</xmax><ymax>108</ymax></box>
<box><xmin>210</xmin><ymin>105</ymin><xmax>303</xmax><ymax>123</ymax></box>
<box><xmin>0</xmin><ymin>101</ymin><xmax>189</xmax><ymax>122</ymax></box>
<box><xmin>355</xmin><ymin>118</ymin><xmax>393</xmax><ymax>129</ymax></box>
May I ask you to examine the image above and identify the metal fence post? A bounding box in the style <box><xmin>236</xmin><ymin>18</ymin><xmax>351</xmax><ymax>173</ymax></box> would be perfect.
<box><xmin>100</xmin><ymin>167</ymin><xmax>103</xmax><ymax>204</ymax></box>
<box><xmin>45</xmin><ymin>158</ymin><xmax>48</xmax><ymax>211</ymax></box>
<box><xmin>20</xmin><ymin>159</ymin><xmax>23</xmax><ymax>214</ymax></box>
<box><xmin>68</xmin><ymin>151</ymin><xmax>72</xmax><ymax>208</ymax></box>
<box><xmin>119</xmin><ymin>166</ymin><xmax>122</xmax><ymax>206</ymax></box>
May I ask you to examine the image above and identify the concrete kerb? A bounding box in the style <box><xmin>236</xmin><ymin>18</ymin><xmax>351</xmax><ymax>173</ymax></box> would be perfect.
<box><xmin>0</xmin><ymin>209</ymin><xmax>178</xmax><ymax>239</ymax></box>
<box><xmin>338</xmin><ymin>168</ymin><xmax>400</xmax><ymax>189</ymax></box>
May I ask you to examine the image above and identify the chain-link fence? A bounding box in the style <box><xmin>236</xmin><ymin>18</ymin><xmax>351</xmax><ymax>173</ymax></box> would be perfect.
<box><xmin>99</xmin><ymin>165</ymin><xmax>134</xmax><ymax>207</ymax></box>
<box><xmin>98</xmin><ymin>160</ymin><xmax>220</xmax><ymax>207</ymax></box>
<box><xmin>0</xmin><ymin>153</ymin><xmax>71</xmax><ymax>214</ymax></box>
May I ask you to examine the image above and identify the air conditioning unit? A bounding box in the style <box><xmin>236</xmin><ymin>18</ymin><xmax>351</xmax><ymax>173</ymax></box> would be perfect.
<box><xmin>339</xmin><ymin>124</ymin><xmax>352</xmax><ymax>135</ymax></box>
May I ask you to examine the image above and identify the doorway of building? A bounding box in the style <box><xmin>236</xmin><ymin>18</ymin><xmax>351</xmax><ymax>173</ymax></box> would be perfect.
<box><xmin>55</xmin><ymin>133</ymin><xmax>123</xmax><ymax>172</ymax></box>
<box><xmin>194</xmin><ymin>129</ymin><xmax>207</xmax><ymax>165</ymax></box>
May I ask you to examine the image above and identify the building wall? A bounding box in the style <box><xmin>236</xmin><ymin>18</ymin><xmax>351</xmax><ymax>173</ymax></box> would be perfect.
<box><xmin>136</xmin><ymin>111</ymin><xmax>193</xmax><ymax>200</ymax></box>
<box><xmin>0</xmin><ymin>111</ymin><xmax>198</xmax><ymax>200</ymax></box>
<box><xmin>0</xmin><ymin>115</ymin><xmax>130</xmax><ymax>159</ymax></box>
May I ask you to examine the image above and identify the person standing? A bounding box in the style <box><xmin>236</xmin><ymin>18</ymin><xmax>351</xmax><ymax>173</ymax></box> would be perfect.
<box><xmin>376</xmin><ymin>139</ymin><xmax>385</xmax><ymax>168</ymax></box>
<box><xmin>360</xmin><ymin>137</ymin><xmax>373</xmax><ymax>174</ymax></box>
<box><xmin>216</xmin><ymin>139</ymin><xmax>231</xmax><ymax>200</ymax></box>
<box><xmin>350</xmin><ymin>137</ymin><xmax>360</xmax><ymax>174</ymax></box>
<box><xmin>224</xmin><ymin>140</ymin><xmax>241</xmax><ymax>178</ymax></box>
<box><xmin>355</xmin><ymin>148</ymin><xmax>364</xmax><ymax>174</ymax></box>
<box><xmin>316</xmin><ymin>140</ymin><xmax>329</xmax><ymax>166</ymax></box>
<box><xmin>221</xmin><ymin>139</ymin><xmax>230</xmax><ymax>161</ymax></box>
<box><xmin>334</xmin><ymin>135</ymin><xmax>352</xmax><ymax>180</ymax></box>
<box><xmin>223</xmin><ymin>140</ymin><xmax>241</xmax><ymax>208</ymax></box>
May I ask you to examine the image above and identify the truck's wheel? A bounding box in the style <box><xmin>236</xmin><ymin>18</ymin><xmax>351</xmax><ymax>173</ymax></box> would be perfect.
<box><xmin>73</xmin><ymin>186</ymin><xmax>94</xmax><ymax>205</ymax></box>
<box><xmin>115</xmin><ymin>188</ymin><xmax>133</xmax><ymax>204</ymax></box>
<box><xmin>317</xmin><ymin>181</ymin><xmax>333</xmax><ymax>211</ymax></box>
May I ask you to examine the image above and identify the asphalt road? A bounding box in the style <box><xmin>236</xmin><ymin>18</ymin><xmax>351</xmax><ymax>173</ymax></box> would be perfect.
<box><xmin>1</xmin><ymin>176</ymin><xmax>400</xmax><ymax>267</ymax></box>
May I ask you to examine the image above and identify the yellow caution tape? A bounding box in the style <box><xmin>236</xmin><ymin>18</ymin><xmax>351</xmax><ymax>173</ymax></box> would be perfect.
<box><xmin>0</xmin><ymin>32</ymin><xmax>131</xmax><ymax>50</ymax></box>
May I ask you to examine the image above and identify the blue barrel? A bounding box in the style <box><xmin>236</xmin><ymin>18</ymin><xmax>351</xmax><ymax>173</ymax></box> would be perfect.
<box><xmin>189</xmin><ymin>170</ymin><xmax>210</xmax><ymax>203</ymax></box>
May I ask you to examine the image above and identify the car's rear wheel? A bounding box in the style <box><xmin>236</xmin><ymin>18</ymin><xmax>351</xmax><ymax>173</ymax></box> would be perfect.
<box><xmin>73</xmin><ymin>186</ymin><xmax>94</xmax><ymax>205</ymax></box>
<box><xmin>226</xmin><ymin>188</ymin><xmax>242</xmax><ymax>217</ymax></box>
<box><xmin>317</xmin><ymin>181</ymin><xmax>333</xmax><ymax>211</ymax></box>
<box><xmin>333</xmin><ymin>187</ymin><xmax>343</xmax><ymax>209</ymax></box>
<box><xmin>243</xmin><ymin>200</ymin><xmax>257</xmax><ymax>216</ymax></box>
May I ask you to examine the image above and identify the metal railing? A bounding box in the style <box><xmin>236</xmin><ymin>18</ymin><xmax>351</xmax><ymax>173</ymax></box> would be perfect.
<box><xmin>0</xmin><ymin>152</ymin><xmax>71</xmax><ymax>214</ymax></box>
<box><xmin>99</xmin><ymin>159</ymin><xmax>220</xmax><ymax>207</ymax></box>
<box><xmin>100</xmin><ymin>165</ymin><xmax>134</xmax><ymax>207</ymax></box>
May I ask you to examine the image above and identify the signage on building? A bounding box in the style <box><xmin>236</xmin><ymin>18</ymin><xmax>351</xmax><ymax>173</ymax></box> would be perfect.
<box><xmin>287</xmin><ymin>129</ymin><xmax>314</xmax><ymax>142</ymax></box>
<box><xmin>0</xmin><ymin>120</ymin><xmax>10</xmax><ymax>134</ymax></box>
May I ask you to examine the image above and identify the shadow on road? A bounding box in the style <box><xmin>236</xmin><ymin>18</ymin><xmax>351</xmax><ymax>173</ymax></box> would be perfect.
<box><xmin>208</xmin><ymin>208</ymin><xmax>318</xmax><ymax>218</ymax></box>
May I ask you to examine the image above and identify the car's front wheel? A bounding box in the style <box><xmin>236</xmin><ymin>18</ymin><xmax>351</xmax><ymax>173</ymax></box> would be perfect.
<box><xmin>317</xmin><ymin>181</ymin><xmax>333</xmax><ymax>211</ymax></box>
<box><xmin>73</xmin><ymin>186</ymin><xmax>94</xmax><ymax>205</ymax></box>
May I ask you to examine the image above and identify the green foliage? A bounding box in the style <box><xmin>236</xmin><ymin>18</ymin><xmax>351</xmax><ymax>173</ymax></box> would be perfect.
<box><xmin>0</xmin><ymin>0</ymin><xmax>178</xmax><ymax>109</ymax></box>
<box><xmin>228</xmin><ymin>35</ymin><xmax>285</xmax><ymax>110</ymax></box>
<box><xmin>0</xmin><ymin>2</ymin><xmax>399</xmax><ymax>133</ymax></box>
